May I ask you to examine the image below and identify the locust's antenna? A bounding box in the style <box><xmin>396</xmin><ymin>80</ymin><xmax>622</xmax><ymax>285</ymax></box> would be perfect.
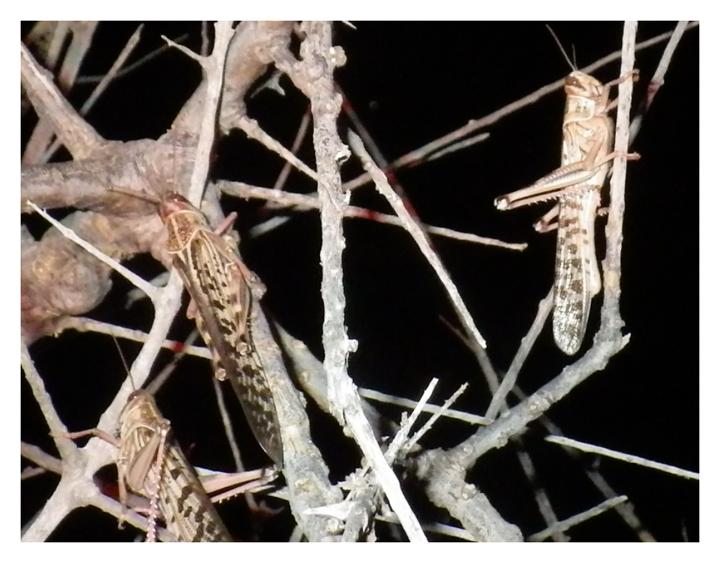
<box><xmin>546</xmin><ymin>25</ymin><xmax>577</xmax><ymax>72</ymax></box>
<box><xmin>112</xmin><ymin>335</ymin><xmax>136</xmax><ymax>392</ymax></box>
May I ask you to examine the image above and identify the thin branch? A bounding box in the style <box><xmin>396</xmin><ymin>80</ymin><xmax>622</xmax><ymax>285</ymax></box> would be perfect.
<box><xmin>376</xmin><ymin>513</ymin><xmax>475</xmax><ymax>541</ymax></box>
<box><xmin>21</xmin><ymin>441</ymin><xmax>63</xmax><ymax>476</ymax></box>
<box><xmin>40</xmin><ymin>24</ymin><xmax>145</xmax><ymax>164</ymax></box>
<box><xmin>21</xmin><ymin>341</ymin><xmax>77</xmax><ymax>461</ymax></box>
<box><xmin>629</xmin><ymin>21</ymin><xmax>690</xmax><ymax>144</ymax></box>
<box><xmin>56</xmin><ymin>317</ymin><xmax>212</xmax><ymax>361</ymax></box>
<box><xmin>359</xmin><ymin>387</ymin><xmax>488</xmax><ymax>426</ymax></box>
<box><xmin>546</xmin><ymin>436</ymin><xmax>699</xmax><ymax>480</ymax></box>
<box><xmin>424</xmin><ymin>132</ymin><xmax>491</xmax><ymax>162</ymax></box>
<box><xmin>21</xmin><ymin>41</ymin><xmax>105</xmax><ymax>161</ymax></box>
<box><xmin>166</xmin><ymin>21</ymin><xmax>235</xmax><ymax>206</ymax></box>
<box><xmin>237</xmin><ymin>115</ymin><xmax>317</xmax><ymax>181</ymax></box>
<box><xmin>348</xmin><ymin>130</ymin><xmax>487</xmax><ymax>351</ymax></box>
<box><xmin>26</xmin><ymin>201</ymin><xmax>161</xmax><ymax>302</ymax></box>
<box><xmin>599</xmin><ymin>21</ymin><xmax>636</xmax><ymax>343</ymax></box>
<box><xmin>509</xmin><ymin>386</ymin><xmax>655</xmax><ymax>541</ymax></box>
<box><xmin>271</xmin><ymin>107</ymin><xmax>312</xmax><ymax>192</ymax></box>
<box><xmin>405</xmin><ymin>383</ymin><xmax>468</xmax><ymax>452</ymax></box>
<box><xmin>212</xmin><ymin>377</ymin><xmax>245</xmax><ymax>473</ymax></box>
<box><xmin>527</xmin><ymin>496</ymin><xmax>628</xmax><ymax>542</ymax></box>
<box><xmin>75</xmin><ymin>33</ymin><xmax>191</xmax><ymax>84</ymax></box>
<box><xmin>514</xmin><ymin>437</ymin><xmax>569</xmax><ymax>541</ymax></box>
<box><xmin>485</xmin><ymin>287</ymin><xmax>554</xmax><ymax>420</ymax></box>
<box><xmin>385</xmin><ymin>378</ymin><xmax>438</xmax><ymax>463</ymax></box>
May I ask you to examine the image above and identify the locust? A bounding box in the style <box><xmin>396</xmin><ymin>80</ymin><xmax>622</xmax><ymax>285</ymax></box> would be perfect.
<box><xmin>64</xmin><ymin>389</ymin><xmax>276</xmax><ymax>542</ymax></box>
<box><xmin>494</xmin><ymin>70</ymin><xmax>638</xmax><ymax>355</ymax></box>
<box><xmin>158</xmin><ymin>192</ymin><xmax>284</xmax><ymax>466</ymax></box>
<box><xmin>115</xmin><ymin>390</ymin><xmax>234</xmax><ymax>542</ymax></box>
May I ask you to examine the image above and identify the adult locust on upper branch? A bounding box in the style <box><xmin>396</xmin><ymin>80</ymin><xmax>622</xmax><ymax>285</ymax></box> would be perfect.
<box><xmin>494</xmin><ymin>69</ymin><xmax>639</xmax><ymax>355</ymax></box>
<box><xmin>158</xmin><ymin>192</ymin><xmax>284</xmax><ymax>466</ymax></box>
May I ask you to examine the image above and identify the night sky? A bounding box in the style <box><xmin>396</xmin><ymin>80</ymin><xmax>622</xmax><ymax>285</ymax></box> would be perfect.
<box><xmin>21</xmin><ymin>22</ymin><xmax>699</xmax><ymax>542</ymax></box>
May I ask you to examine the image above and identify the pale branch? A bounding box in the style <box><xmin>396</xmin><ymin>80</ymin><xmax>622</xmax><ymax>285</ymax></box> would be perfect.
<box><xmin>339</xmin><ymin>83</ymin><xmax>432</xmax><ymax>245</ymax></box>
<box><xmin>336</xmin><ymin>375</ymin><xmax>447</xmax><ymax>543</ymax></box>
<box><xmin>545</xmin><ymin>436</ymin><xmax>699</xmax><ymax>480</ymax></box>
<box><xmin>21</xmin><ymin>40</ymin><xmax>106</xmax><ymax>162</ymax></box>
<box><xmin>629</xmin><ymin>21</ymin><xmax>691</xmax><ymax>144</ymax></box>
<box><xmin>212</xmin><ymin>377</ymin><xmax>246</xmax><ymax>474</ymax></box>
<box><xmin>236</xmin><ymin>114</ymin><xmax>318</xmax><ymax>180</ymax></box>
<box><xmin>27</xmin><ymin>201</ymin><xmax>160</xmax><ymax>302</ymax></box>
<box><xmin>248</xmin><ymin>299</ymin><xmax>343</xmax><ymax>541</ymax></box>
<box><xmin>376</xmin><ymin>514</ymin><xmax>475</xmax><ymax>541</ymax></box>
<box><xmin>277</xmin><ymin>22</ymin><xmax>426</xmax><ymax>543</ymax></box>
<box><xmin>21</xmin><ymin>467</ymin><xmax>49</xmax><ymax>481</ymax></box>
<box><xmin>271</xmin><ymin>108</ymin><xmax>312</xmax><ymax>191</ymax></box>
<box><xmin>526</xmin><ymin>496</ymin><xmax>629</xmax><ymax>542</ymax></box>
<box><xmin>414</xmin><ymin>449</ymin><xmax>523</xmax><ymax>542</ymax></box>
<box><xmin>274</xmin><ymin>322</ymin><xmax>394</xmax><ymax>441</ymax></box>
<box><xmin>75</xmin><ymin>32</ymin><xmax>191</xmax><ymax>84</ymax></box>
<box><xmin>21</xmin><ymin>441</ymin><xmax>63</xmax><ymax>476</ymax></box>
<box><xmin>515</xmin><ymin>438</ymin><xmax>569</xmax><ymax>542</ymax></box>
<box><xmin>40</xmin><ymin>24</ymin><xmax>145</xmax><ymax>164</ymax></box>
<box><xmin>508</xmin><ymin>389</ymin><xmax>654</xmax><ymax>541</ymax></box>
<box><xmin>404</xmin><ymin>383</ymin><xmax>468</xmax><ymax>453</ymax></box>
<box><xmin>23</xmin><ymin>23</ymin><xmax>99</xmax><ymax>164</ymax></box>
<box><xmin>165</xmin><ymin>21</ymin><xmax>235</xmax><ymax>206</ymax></box>
<box><xmin>56</xmin><ymin>317</ymin><xmax>212</xmax><ymax>362</ymax></box>
<box><xmin>348</xmin><ymin>130</ymin><xmax>487</xmax><ymax>355</ymax></box>
<box><xmin>600</xmin><ymin>21</ymin><xmax>636</xmax><ymax>341</ymax></box>
<box><xmin>384</xmin><ymin>378</ymin><xmax>439</xmax><ymax>464</ymax></box>
<box><xmin>359</xmin><ymin>387</ymin><xmax>488</xmax><ymax>427</ymax></box>
<box><xmin>485</xmin><ymin>287</ymin><xmax>554</xmax><ymax>420</ymax></box>
<box><xmin>274</xmin><ymin>315</ymin><xmax>518</xmax><ymax>542</ymax></box>
<box><xmin>424</xmin><ymin>132</ymin><xmax>491</xmax><ymax>162</ymax></box>
<box><xmin>21</xmin><ymin>341</ymin><xmax>76</xmax><ymax>461</ymax></box>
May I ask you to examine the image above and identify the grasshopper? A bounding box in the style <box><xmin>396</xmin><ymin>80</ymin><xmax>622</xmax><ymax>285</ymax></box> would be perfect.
<box><xmin>115</xmin><ymin>389</ymin><xmax>234</xmax><ymax>542</ymax></box>
<box><xmin>495</xmin><ymin>70</ymin><xmax>638</xmax><ymax>355</ymax></box>
<box><xmin>158</xmin><ymin>192</ymin><xmax>284</xmax><ymax>466</ymax></box>
<box><xmin>65</xmin><ymin>389</ymin><xmax>276</xmax><ymax>541</ymax></box>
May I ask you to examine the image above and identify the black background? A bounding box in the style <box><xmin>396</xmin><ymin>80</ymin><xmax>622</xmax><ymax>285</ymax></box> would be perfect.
<box><xmin>21</xmin><ymin>22</ymin><xmax>699</xmax><ymax>542</ymax></box>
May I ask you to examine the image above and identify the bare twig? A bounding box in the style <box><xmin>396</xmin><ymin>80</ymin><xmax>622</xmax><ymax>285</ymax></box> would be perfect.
<box><xmin>75</xmin><ymin>33</ymin><xmax>191</xmax><ymax>84</ymax></box>
<box><xmin>348</xmin><ymin>130</ymin><xmax>487</xmax><ymax>352</ymax></box>
<box><xmin>485</xmin><ymin>288</ymin><xmax>554</xmax><ymax>420</ymax></box>
<box><xmin>527</xmin><ymin>496</ymin><xmax>628</xmax><ymax>542</ymax></box>
<box><xmin>40</xmin><ymin>25</ymin><xmax>145</xmax><ymax>164</ymax></box>
<box><xmin>21</xmin><ymin>342</ymin><xmax>77</xmax><ymax>461</ymax></box>
<box><xmin>385</xmin><ymin>378</ymin><xmax>438</xmax><ymax>463</ymax></box>
<box><xmin>21</xmin><ymin>441</ymin><xmax>63</xmax><ymax>476</ymax></box>
<box><xmin>546</xmin><ymin>436</ymin><xmax>699</xmax><ymax>480</ymax></box>
<box><xmin>629</xmin><ymin>21</ymin><xmax>690</xmax><ymax>143</ymax></box>
<box><xmin>56</xmin><ymin>317</ymin><xmax>212</xmax><ymax>361</ymax></box>
<box><xmin>359</xmin><ymin>386</ymin><xmax>488</xmax><ymax>426</ymax></box>
<box><xmin>404</xmin><ymin>383</ymin><xmax>468</xmax><ymax>452</ymax></box>
<box><xmin>26</xmin><ymin>201</ymin><xmax>160</xmax><ymax>302</ymax></box>
<box><xmin>237</xmin><ymin>115</ymin><xmax>317</xmax><ymax>180</ymax></box>
<box><xmin>165</xmin><ymin>21</ymin><xmax>235</xmax><ymax>205</ymax></box>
